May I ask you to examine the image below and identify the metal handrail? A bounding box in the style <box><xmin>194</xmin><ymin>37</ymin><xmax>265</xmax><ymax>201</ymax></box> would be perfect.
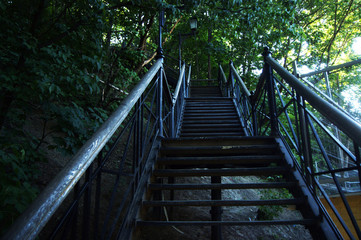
<box><xmin>187</xmin><ymin>65</ymin><xmax>192</xmax><ymax>87</ymax></box>
<box><xmin>219</xmin><ymin>65</ymin><xmax>227</xmax><ymax>84</ymax></box>
<box><xmin>230</xmin><ymin>63</ymin><xmax>251</xmax><ymax>97</ymax></box>
<box><xmin>3</xmin><ymin>59</ymin><xmax>163</xmax><ymax>240</ymax></box>
<box><xmin>172</xmin><ymin>63</ymin><xmax>186</xmax><ymax>105</ymax></box>
<box><xmin>300</xmin><ymin>58</ymin><xmax>361</xmax><ymax>78</ymax></box>
<box><xmin>265</xmin><ymin>55</ymin><xmax>361</xmax><ymax>147</ymax></box>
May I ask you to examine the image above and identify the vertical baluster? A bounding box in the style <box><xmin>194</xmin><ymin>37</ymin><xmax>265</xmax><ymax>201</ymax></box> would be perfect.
<box><xmin>250</xmin><ymin>91</ymin><xmax>258</xmax><ymax>136</ymax></box>
<box><xmin>71</xmin><ymin>183</ymin><xmax>79</xmax><ymax>239</ymax></box>
<box><xmin>82</xmin><ymin>164</ymin><xmax>92</xmax><ymax>240</ymax></box>
<box><xmin>157</xmin><ymin>9</ymin><xmax>164</xmax><ymax>138</ymax></box>
<box><xmin>262</xmin><ymin>48</ymin><xmax>278</xmax><ymax>136</ymax></box>
<box><xmin>94</xmin><ymin>154</ymin><xmax>102</xmax><ymax>240</ymax></box>
<box><xmin>354</xmin><ymin>141</ymin><xmax>361</xmax><ymax>188</ymax></box>
<box><xmin>297</xmin><ymin>94</ymin><xmax>312</xmax><ymax>183</ymax></box>
<box><xmin>229</xmin><ymin>61</ymin><xmax>235</xmax><ymax>97</ymax></box>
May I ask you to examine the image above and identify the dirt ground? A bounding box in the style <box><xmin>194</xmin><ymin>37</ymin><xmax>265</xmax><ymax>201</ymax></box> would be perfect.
<box><xmin>136</xmin><ymin>176</ymin><xmax>313</xmax><ymax>240</ymax></box>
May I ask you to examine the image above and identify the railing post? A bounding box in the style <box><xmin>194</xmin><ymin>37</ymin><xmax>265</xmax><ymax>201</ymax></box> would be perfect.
<box><xmin>83</xmin><ymin>164</ymin><xmax>92</xmax><ymax>240</ymax></box>
<box><xmin>228</xmin><ymin>61</ymin><xmax>234</xmax><ymax>97</ymax></box>
<box><xmin>170</xmin><ymin>106</ymin><xmax>175</xmax><ymax>137</ymax></box>
<box><xmin>354</xmin><ymin>142</ymin><xmax>361</xmax><ymax>189</ymax></box>
<box><xmin>262</xmin><ymin>47</ymin><xmax>278</xmax><ymax>136</ymax></box>
<box><xmin>250</xmin><ymin>91</ymin><xmax>258</xmax><ymax>136</ymax></box>
<box><xmin>157</xmin><ymin>9</ymin><xmax>164</xmax><ymax>137</ymax></box>
<box><xmin>296</xmin><ymin>94</ymin><xmax>312</xmax><ymax>183</ymax></box>
<box><xmin>183</xmin><ymin>62</ymin><xmax>186</xmax><ymax>98</ymax></box>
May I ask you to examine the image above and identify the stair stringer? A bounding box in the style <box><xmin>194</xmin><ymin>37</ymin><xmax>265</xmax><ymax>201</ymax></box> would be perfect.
<box><xmin>275</xmin><ymin>137</ymin><xmax>341</xmax><ymax>240</ymax></box>
<box><xmin>118</xmin><ymin>138</ymin><xmax>161</xmax><ymax>240</ymax></box>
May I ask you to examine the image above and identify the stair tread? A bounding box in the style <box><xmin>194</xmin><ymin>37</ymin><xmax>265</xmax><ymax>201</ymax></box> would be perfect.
<box><xmin>179</xmin><ymin>133</ymin><xmax>245</xmax><ymax>137</ymax></box>
<box><xmin>137</xmin><ymin>219</ymin><xmax>317</xmax><ymax>226</ymax></box>
<box><xmin>143</xmin><ymin>198</ymin><xmax>304</xmax><ymax>207</ymax></box>
<box><xmin>182</xmin><ymin>116</ymin><xmax>239</xmax><ymax>120</ymax></box>
<box><xmin>157</xmin><ymin>155</ymin><xmax>283</xmax><ymax>165</ymax></box>
<box><xmin>148</xmin><ymin>182</ymin><xmax>298</xmax><ymax>190</ymax></box>
<box><xmin>153</xmin><ymin>166</ymin><xmax>289</xmax><ymax>177</ymax></box>
<box><xmin>181</xmin><ymin>123</ymin><xmax>242</xmax><ymax>128</ymax></box>
<box><xmin>183</xmin><ymin>114</ymin><xmax>238</xmax><ymax>118</ymax></box>
<box><xmin>181</xmin><ymin>128</ymin><xmax>243</xmax><ymax>133</ymax></box>
<box><xmin>181</xmin><ymin>120</ymin><xmax>240</xmax><ymax>124</ymax></box>
<box><xmin>161</xmin><ymin>144</ymin><xmax>279</xmax><ymax>152</ymax></box>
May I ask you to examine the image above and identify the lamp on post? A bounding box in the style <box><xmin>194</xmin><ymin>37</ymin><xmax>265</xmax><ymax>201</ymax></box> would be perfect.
<box><xmin>189</xmin><ymin>17</ymin><xmax>198</xmax><ymax>32</ymax></box>
<box><xmin>178</xmin><ymin>17</ymin><xmax>198</xmax><ymax>72</ymax></box>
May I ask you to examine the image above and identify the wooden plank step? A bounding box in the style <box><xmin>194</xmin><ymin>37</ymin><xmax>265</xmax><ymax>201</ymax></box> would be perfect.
<box><xmin>148</xmin><ymin>182</ymin><xmax>298</xmax><ymax>190</ymax></box>
<box><xmin>157</xmin><ymin>155</ymin><xmax>283</xmax><ymax>166</ymax></box>
<box><xmin>152</xmin><ymin>166</ymin><xmax>289</xmax><ymax>177</ymax></box>
<box><xmin>143</xmin><ymin>198</ymin><xmax>304</xmax><ymax>207</ymax></box>
<box><xmin>137</xmin><ymin>219</ymin><xmax>317</xmax><ymax>226</ymax></box>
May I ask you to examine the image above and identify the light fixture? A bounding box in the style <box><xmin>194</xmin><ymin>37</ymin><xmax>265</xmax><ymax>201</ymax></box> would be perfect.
<box><xmin>189</xmin><ymin>17</ymin><xmax>198</xmax><ymax>31</ymax></box>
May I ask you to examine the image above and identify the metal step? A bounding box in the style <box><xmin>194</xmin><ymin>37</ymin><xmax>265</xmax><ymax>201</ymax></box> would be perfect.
<box><xmin>148</xmin><ymin>182</ymin><xmax>298</xmax><ymax>190</ymax></box>
<box><xmin>182</xmin><ymin>115</ymin><xmax>239</xmax><ymax>120</ymax></box>
<box><xmin>183</xmin><ymin>110</ymin><xmax>236</xmax><ymax>115</ymax></box>
<box><xmin>180</xmin><ymin>132</ymin><xmax>245</xmax><ymax>137</ymax></box>
<box><xmin>181</xmin><ymin>120</ymin><xmax>240</xmax><ymax>124</ymax></box>
<box><xmin>160</xmin><ymin>144</ymin><xmax>279</xmax><ymax>156</ymax></box>
<box><xmin>181</xmin><ymin>123</ymin><xmax>242</xmax><ymax>129</ymax></box>
<box><xmin>183</xmin><ymin>113</ymin><xmax>239</xmax><ymax>118</ymax></box>
<box><xmin>157</xmin><ymin>155</ymin><xmax>283</xmax><ymax>166</ymax></box>
<box><xmin>182</xmin><ymin>123</ymin><xmax>241</xmax><ymax>130</ymax></box>
<box><xmin>185</xmin><ymin>97</ymin><xmax>233</xmax><ymax>101</ymax></box>
<box><xmin>181</xmin><ymin>128</ymin><xmax>243</xmax><ymax>133</ymax></box>
<box><xmin>185</xmin><ymin>106</ymin><xmax>235</xmax><ymax>110</ymax></box>
<box><xmin>152</xmin><ymin>166</ymin><xmax>289</xmax><ymax>177</ymax></box>
<box><xmin>143</xmin><ymin>198</ymin><xmax>304</xmax><ymax>207</ymax></box>
<box><xmin>162</xmin><ymin>136</ymin><xmax>276</xmax><ymax>147</ymax></box>
<box><xmin>137</xmin><ymin>219</ymin><xmax>317</xmax><ymax>226</ymax></box>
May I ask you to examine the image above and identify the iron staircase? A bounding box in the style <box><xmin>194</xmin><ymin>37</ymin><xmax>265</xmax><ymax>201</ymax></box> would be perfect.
<box><xmin>134</xmin><ymin>85</ymin><xmax>333</xmax><ymax>239</ymax></box>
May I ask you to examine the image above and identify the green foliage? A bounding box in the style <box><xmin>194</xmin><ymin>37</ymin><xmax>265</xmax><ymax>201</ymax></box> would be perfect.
<box><xmin>1</xmin><ymin>0</ymin><xmax>360</xmax><ymax>236</ymax></box>
<box><xmin>257</xmin><ymin>188</ymin><xmax>292</xmax><ymax>220</ymax></box>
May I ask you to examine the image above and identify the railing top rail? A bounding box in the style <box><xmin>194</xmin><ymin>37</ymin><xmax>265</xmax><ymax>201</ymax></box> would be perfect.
<box><xmin>187</xmin><ymin>65</ymin><xmax>192</xmax><ymax>87</ymax></box>
<box><xmin>299</xmin><ymin>58</ymin><xmax>361</xmax><ymax>78</ymax></box>
<box><xmin>299</xmin><ymin>76</ymin><xmax>355</xmax><ymax>119</ymax></box>
<box><xmin>265</xmin><ymin>55</ymin><xmax>361</xmax><ymax>146</ymax></box>
<box><xmin>219</xmin><ymin>65</ymin><xmax>227</xmax><ymax>85</ymax></box>
<box><xmin>172</xmin><ymin>63</ymin><xmax>186</xmax><ymax>105</ymax></box>
<box><xmin>230</xmin><ymin>63</ymin><xmax>251</xmax><ymax>97</ymax></box>
<box><xmin>3</xmin><ymin>58</ymin><xmax>163</xmax><ymax>240</ymax></box>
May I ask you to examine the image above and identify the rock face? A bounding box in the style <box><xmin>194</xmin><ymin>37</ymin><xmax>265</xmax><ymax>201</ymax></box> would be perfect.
<box><xmin>136</xmin><ymin>176</ymin><xmax>313</xmax><ymax>240</ymax></box>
